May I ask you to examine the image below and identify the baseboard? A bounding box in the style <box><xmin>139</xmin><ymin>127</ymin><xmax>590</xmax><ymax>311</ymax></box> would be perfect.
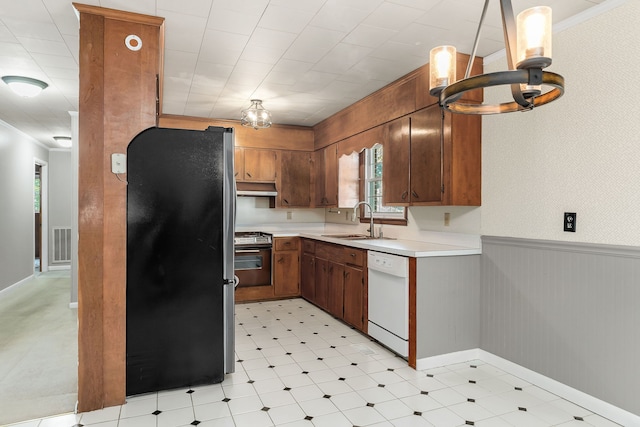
<box><xmin>49</xmin><ymin>264</ymin><xmax>71</xmax><ymax>271</ymax></box>
<box><xmin>416</xmin><ymin>348</ymin><xmax>639</xmax><ymax>426</ymax></box>
<box><xmin>415</xmin><ymin>349</ymin><xmax>481</xmax><ymax>371</ymax></box>
<box><xmin>69</xmin><ymin>302</ymin><xmax>78</xmax><ymax>309</ymax></box>
<box><xmin>0</xmin><ymin>274</ymin><xmax>34</xmax><ymax>297</ymax></box>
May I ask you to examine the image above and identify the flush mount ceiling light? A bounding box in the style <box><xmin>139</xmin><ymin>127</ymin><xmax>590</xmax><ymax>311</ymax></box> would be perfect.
<box><xmin>53</xmin><ymin>136</ymin><xmax>72</xmax><ymax>148</ymax></box>
<box><xmin>241</xmin><ymin>99</ymin><xmax>272</xmax><ymax>130</ymax></box>
<box><xmin>1</xmin><ymin>75</ymin><xmax>49</xmax><ymax>98</ymax></box>
<box><xmin>429</xmin><ymin>0</ymin><xmax>564</xmax><ymax>114</ymax></box>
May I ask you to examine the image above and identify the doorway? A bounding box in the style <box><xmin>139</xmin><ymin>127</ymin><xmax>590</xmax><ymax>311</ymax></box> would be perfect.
<box><xmin>34</xmin><ymin>159</ymin><xmax>48</xmax><ymax>274</ymax></box>
<box><xmin>34</xmin><ymin>165</ymin><xmax>41</xmax><ymax>272</ymax></box>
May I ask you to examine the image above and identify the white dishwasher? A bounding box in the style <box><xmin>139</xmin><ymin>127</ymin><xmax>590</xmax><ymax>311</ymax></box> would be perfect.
<box><xmin>367</xmin><ymin>251</ymin><xmax>409</xmax><ymax>358</ymax></box>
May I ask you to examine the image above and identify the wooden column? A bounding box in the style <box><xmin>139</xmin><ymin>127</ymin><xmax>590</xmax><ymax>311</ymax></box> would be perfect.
<box><xmin>74</xmin><ymin>3</ymin><xmax>164</xmax><ymax>412</ymax></box>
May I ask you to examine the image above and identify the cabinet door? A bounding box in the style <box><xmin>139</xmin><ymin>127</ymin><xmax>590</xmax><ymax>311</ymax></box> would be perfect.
<box><xmin>383</xmin><ymin>117</ymin><xmax>411</xmax><ymax>205</ymax></box>
<box><xmin>314</xmin><ymin>145</ymin><xmax>338</xmax><ymax>207</ymax></box>
<box><xmin>243</xmin><ymin>148</ymin><xmax>277</xmax><ymax>182</ymax></box>
<box><xmin>301</xmin><ymin>253</ymin><xmax>315</xmax><ymax>301</ymax></box>
<box><xmin>234</xmin><ymin>147</ymin><xmax>244</xmax><ymax>180</ymax></box>
<box><xmin>343</xmin><ymin>265</ymin><xmax>364</xmax><ymax>331</ymax></box>
<box><xmin>313</xmin><ymin>149</ymin><xmax>326</xmax><ymax>207</ymax></box>
<box><xmin>324</xmin><ymin>144</ymin><xmax>338</xmax><ymax>207</ymax></box>
<box><xmin>315</xmin><ymin>257</ymin><xmax>328</xmax><ymax>310</ymax></box>
<box><xmin>273</xmin><ymin>251</ymin><xmax>299</xmax><ymax>297</ymax></box>
<box><xmin>410</xmin><ymin>106</ymin><xmax>443</xmax><ymax>204</ymax></box>
<box><xmin>327</xmin><ymin>260</ymin><xmax>344</xmax><ymax>319</ymax></box>
<box><xmin>280</xmin><ymin>151</ymin><xmax>311</xmax><ymax>208</ymax></box>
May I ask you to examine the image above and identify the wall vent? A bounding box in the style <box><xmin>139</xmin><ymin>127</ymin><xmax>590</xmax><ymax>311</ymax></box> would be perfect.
<box><xmin>52</xmin><ymin>227</ymin><xmax>72</xmax><ymax>263</ymax></box>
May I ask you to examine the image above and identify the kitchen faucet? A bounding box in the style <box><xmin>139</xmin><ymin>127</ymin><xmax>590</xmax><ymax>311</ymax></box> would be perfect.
<box><xmin>352</xmin><ymin>201</ymin><xmax>375</xmax><ymax>238</ymax></box>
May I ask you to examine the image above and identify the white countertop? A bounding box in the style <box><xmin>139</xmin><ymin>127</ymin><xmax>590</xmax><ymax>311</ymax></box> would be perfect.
<box><xmin>254</xmin><ymin>228</ymin><xmax>481</xmax><ymax>258</ymax></box>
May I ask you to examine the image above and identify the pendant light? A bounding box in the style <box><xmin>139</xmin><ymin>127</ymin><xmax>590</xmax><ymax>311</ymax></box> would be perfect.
<box><xmin>429</xmin><ymin>0</ymin><xmax>564</xmax><ymax>114</ymax></box>
<box><xmin>240</xmin><ymin>99</ymin><xmax>272</xmax><ymax>130</ymax></box>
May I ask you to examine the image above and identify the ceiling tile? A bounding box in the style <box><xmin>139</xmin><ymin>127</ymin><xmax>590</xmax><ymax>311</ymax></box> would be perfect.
<box><xmin>313</xmin><ymin>42</ymin><xmax>373</xmax><ymax>74</ymax></box>
<box><xmin>100</xmin><ymin>0</ymin><xmax>156</xmax><ymax>16</ymax></box>
<box><xmin>157</xmin><ymin>0</ymin><xmax>213</xmax><ymax>17</ymax></box>
<box><xmin>283</xmin><ymin>26</ymin><xmax>345</xmax><ymax>63</ymax></box>
<box><xmin>211</xmin><ymin>0</ymin><xmax>269</xmax><ymax>16</ymax></box>
<box><xmin>269</xmin><ymin>0</ymin><xmax>327</xmax><ymax>14</ymax></box>
<box><xmin>363</xmin><ymin>2</ymin><xmax>425</xmax><ymax>31</ymax></box>
<box><xmin>248</xmin><ymin>27</ymin><xmax>297</xmax><ymax>50</ymax></box>
<box><xmin>159</xmin><ymin>10</ymin><xmax>207</xmax><ymax>53</ymax></box>
<box><xmin>3</xmin><ymin>18</ymin><xmax>63</xmax><ymax>41</ymax></box>
<box><xmin>198</xmin><ymin>29</ymin><xmax>249</xmax><ymax>65</ymax></box>
<box><xmin>343</xmin><ymin>24</ymin><xmax>397</xmax><ymax>49</ymax></box>
<box><xmin>385</xmin><ymin>0</ymin><xmax>441</xmax><ymax>11</ymax></box>
<box><xmin>310</xmin><ymin>0</ymin><xmax>373</xmax><ymax>33</ymax></box>
<box><xmin>17</xmin><ymin>37</ymin><xmax>72</xmax><ymax>56</ymax></box>
<box><xmin>239</xmin><ymin>44</ymin><xmax>286</xmax><ymax>65</ymax></box>
<box><xmin>258</xmin><ymin>4</ymin><xmax>316</xmax><ymax>34</ymax></box>
<box><xmin>206</xmin><ymin>7</ymin><xmax>261</xmax><ymax>35</ymax></box>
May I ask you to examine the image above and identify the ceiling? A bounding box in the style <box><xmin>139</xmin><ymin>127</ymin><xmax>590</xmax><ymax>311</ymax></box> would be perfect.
<box><xmin>0</xmin><ymin>0</ymin><xmax>606</xmax><ymax>148</ymax></box>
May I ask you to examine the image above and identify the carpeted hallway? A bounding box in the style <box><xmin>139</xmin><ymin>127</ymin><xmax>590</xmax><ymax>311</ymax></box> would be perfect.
<box><xmin>0</xmin><ymin>270</ymin><xmax>77</xmax><ymax>425</ymax></box>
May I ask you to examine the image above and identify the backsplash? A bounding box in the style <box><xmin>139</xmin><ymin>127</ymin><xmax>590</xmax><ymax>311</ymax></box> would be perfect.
<box><xmin>236</xmin><ymin>196</ymin><xmax>325</xmax><ymax>227</ymax></box>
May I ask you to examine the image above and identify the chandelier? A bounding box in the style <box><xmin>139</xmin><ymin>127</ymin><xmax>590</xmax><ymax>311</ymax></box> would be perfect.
<box><xmin>240</xmin><ymin>99</ymin><xmax>272</xmax><ymax>130</ymax></box>
<box><xmin>429</xmin><ymin>0</ymin><xmax>564</xmax><ymax>114</ymax></box>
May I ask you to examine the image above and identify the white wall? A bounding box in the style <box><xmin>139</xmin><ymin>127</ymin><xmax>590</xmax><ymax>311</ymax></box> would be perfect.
<box><xmin>236</xmin><ymin>196</ymin><xmax>325</xmax><ymax>228</ymax></box>
<box><xmin>0</xmin><ymin>120</ymin><xmax>49</xmax><ymax>290</ymax></box>
<box><xmin>481</xmin><ymin>0</ymin><xmax>640</xmax><ymax>246</ymax></box>
<box><xmin>48</xmin><ymin>150</ymin><xmax>72</xmax><ymax>266</ymax></box>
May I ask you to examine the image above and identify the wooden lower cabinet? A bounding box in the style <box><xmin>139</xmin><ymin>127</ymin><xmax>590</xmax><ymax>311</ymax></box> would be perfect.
<box><xmin>301</xmin><ymin>253</ymin><xmax>315</xmax><ymax>300</ymax></box>
<box><xmin>273</xmin><ymin>237</ymin><xmax>300</xmax><ymax>297</ymax></box>
<box><xmin>343</xmin><ymin>264</ymin><xmax>365</xmax><ymax>331</ymax></box>
<box><xmin>301</xmin><ymin>239</ymin><xmax>367</xmax><ymax>332</ymax></box>
<box><xmin>327</xmin><ymin>260</ymin><xmax>344</xmax><ymax>318</ymax></box>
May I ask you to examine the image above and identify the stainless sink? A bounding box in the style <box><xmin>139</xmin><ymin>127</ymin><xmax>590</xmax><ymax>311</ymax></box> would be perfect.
<box><xmin>321</xmin><ymin>234</ymin><xmax>395</xmax><ymax>240</ymax></box>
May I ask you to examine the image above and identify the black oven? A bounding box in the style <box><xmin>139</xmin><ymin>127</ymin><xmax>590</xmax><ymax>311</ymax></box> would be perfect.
<box><xmin>234</xmin><ymin>232</ymin><xmax>272</xmax><ymax>287</ymax></box>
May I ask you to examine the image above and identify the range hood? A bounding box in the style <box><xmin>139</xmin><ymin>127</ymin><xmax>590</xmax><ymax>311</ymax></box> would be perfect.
<box><xmin>236</xmin><ymin>182</ymin><xmax>278</xmax><ymax>197</ymax></box>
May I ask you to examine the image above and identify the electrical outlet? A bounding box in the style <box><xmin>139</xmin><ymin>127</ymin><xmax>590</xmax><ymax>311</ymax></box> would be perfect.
<box><xmin>286</xmin><ymin>211</ymin><xmax>292</xmax><ymax>220</ymax></box>
<box><xmin>564</xmin><ymin>212</ymin><xmax>576</xmax><ymax>232</ymax></box>
<box><xmin>444</xmin><ymin>212</ymin><xmax>450</xmax><ymax>226</ymax></box>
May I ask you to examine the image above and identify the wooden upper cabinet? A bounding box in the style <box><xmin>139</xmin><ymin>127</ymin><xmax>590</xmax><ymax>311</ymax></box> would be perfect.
<box><xmin>278</xmin><ymin>151</ymin><xmax>312</xmax><ymax>208</ymax></box>
<box><xmin>234</xmin><ymin>147</ymin><xmax>244</xmax><ymax>179</ymax></box>
<box><xmin>410</xmin><ymin>105</ymin><xmax>443</xmax><ymax>204</ymax></box>
<box><xmin>383</xmin><ymin>117</ymin><xmax>411</xmax><ymax>205</ymax></box>
<box><xmin>242</xmin><ymin>148</ymin><xmax>277</xmax><ymax>182</ymax></box>
<box><xmin>383</xmin><ymin>104</ymin><xmax>480</xmax><ymax>207</ymax></box>
<box><xmin>314</xmin><ymin>144</ymin><xmax>338</xmax><ymax>207</ymax></box>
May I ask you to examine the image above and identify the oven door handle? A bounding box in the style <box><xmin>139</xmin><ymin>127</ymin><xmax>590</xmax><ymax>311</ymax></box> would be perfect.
<box><xmin>235</xmin><ymin>249</ymin><xmax>261</xmax><ymax>253</ymax></box>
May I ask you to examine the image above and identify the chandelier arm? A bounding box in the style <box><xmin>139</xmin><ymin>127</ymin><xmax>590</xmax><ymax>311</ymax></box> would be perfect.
<box><xmin>498</xmin><ymin>0</ymin><xmax>533</xmax><ymax>108</ymax></box>
<box><xmin>465</xmin><ymin>0</ymin><xmax>491</xmax><ymax>79</ymax></box>
<box><xmin>440</xmin><ymin>70</ymin><xmax>564</xmax><ymax>114</ymax></box>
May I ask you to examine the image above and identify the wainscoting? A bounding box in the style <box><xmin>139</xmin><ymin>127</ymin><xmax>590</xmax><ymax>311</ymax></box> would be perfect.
<box><xmin>481</xmin><ymin>236</ymin><xmax>640</xmax><ymax>419</ymax></box>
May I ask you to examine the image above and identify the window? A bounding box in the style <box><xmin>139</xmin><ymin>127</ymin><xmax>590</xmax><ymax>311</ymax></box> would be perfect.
<box><xmin>360</xmin><ymin>144</ymin><xmax>406</xmax><ymax>224</ymax></box>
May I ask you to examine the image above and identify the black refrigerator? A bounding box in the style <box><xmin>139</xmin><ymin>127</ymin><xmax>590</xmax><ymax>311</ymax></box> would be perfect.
<box><xmin>126</xmin><ymin>126</ymin><xmax>236</xmax><ymax>396</ymax></box>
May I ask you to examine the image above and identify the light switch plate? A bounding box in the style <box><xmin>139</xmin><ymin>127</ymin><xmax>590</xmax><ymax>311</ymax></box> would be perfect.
<box><xmin>564</xmin><ymin>212</ymin><xmax>576</xmax><ymax>232</ymax></box>
<box><xmin>111</xmin><ymin>153</ymin><xmax>126</xmax><ymax>174</ymax></box>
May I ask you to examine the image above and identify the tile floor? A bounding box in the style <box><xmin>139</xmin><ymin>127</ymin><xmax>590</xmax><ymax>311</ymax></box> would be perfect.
<box><xmin>6</xmin><ymin>298</ymin><xmax>621</xmax><ymax>427</ymax></box>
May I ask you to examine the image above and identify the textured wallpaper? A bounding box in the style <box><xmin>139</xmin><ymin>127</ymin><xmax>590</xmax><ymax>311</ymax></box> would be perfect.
<box><xmin>481</xmin><ymin>0</ymin><xmax>640</xmax><ymax>245</ymax></box>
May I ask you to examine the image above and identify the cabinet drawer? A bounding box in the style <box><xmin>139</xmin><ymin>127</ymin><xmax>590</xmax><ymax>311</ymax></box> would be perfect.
<box><xmin>315</xmin><ymin>242</ymin><xmax>334</xmax><ymax>259</ymax></box>
<box><xmin>302</xmin><ymin>239</ymin><xmax>315</xmax><ymax>254</ymax></box>
<box><xmin>342</xmin><ymin>247</ymin><xmax>365</xmax><ymax>267</ymax></box>
<box><xmin>274</xmin><ymin>237</ymin><xmax>299</xmax><ymax>251</ymax></box>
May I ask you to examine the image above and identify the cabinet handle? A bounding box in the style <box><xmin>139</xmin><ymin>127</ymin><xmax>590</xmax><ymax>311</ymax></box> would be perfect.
<box><xmin>283</xmin><ymin>199</ymin><xmax>289</xmax><ymax>205</ymax></box>
<box><xmin>234</xmin><ymin>172</ymin><xmax>239</xmax><ymax>177</ymax></box>
<box><xmin>350</xmin><ymin>253</ymin><xmax>356</xmax><ymax>257</ymax></box>
<box><xmin>401</xmin><ymin>191</ymin><xmax>408</xmax><ymax>200</ymax></box>
<box><xmin>277</xmin><ymin>257</ymin><xmax>284</xmax><ymax>264</ymax></box>
<box><xmin>246</xmin><ymin>172</ymin><xmax>252</xmax><ymax>178</ymax></box>
<box><xmin>411</xmin><ymin>190</ymin><xmax>419</xmax><ymax>198</ymax></box>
